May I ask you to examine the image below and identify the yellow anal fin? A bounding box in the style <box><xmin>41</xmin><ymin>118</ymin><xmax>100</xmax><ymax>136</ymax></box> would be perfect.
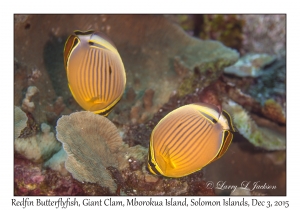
<box><xmin>210</xmin><ymin>130</ymin><xmax>233</xmax><ymax>163</ymax></box>
<box><xmin>91</xmin><ymin>99</ymin><xmax>104</xmax><ymax>104</ymax></box>
<box><xmin>162</xmin><ymin>149</ymin><xmax>177</xmax><ymax>172</ymax></box>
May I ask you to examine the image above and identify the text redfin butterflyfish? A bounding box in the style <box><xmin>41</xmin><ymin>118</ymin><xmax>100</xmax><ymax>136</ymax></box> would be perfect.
<box><xmin>148</xmin><ymin>103</ymin><xmax>236</xmax><ymax>178</ymax></box>
<box><xmin>64</xmin><ymin>30</ymin><xmax>126</xmax><ymax>116</ymax></box>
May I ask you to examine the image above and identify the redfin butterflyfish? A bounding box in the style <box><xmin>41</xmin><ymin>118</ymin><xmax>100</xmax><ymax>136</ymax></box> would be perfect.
<box><xmin>63</xmin><ymin>30</ymin><xmax>126</xmax><ymax>116</ymax></box>
<box><xmin>148</xmin><ymin>103</ymin><xmax>236</xmax><ymax>178</ymax></box>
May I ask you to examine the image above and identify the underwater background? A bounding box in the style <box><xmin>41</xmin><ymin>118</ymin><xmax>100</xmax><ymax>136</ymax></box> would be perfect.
<box><xmin>14</xmin><ymin>14</ymin><xmax>286</xmax><ymax>196</ymax></box>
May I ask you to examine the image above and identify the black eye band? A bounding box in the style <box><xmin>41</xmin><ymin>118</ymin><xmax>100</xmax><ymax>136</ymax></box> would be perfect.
<box><xmin>74</xmin><ymin>30</ymin><xmax>94</xmax><ymax>36</ymax></box>
<box><xmin>148</xmin><ymin>147</ymin><xmax>162</xmax><ymax>176</ymax></box>
<box><xmin>88</xmin><ymin>41</ymin><xmax>109</xmax><ymax>50</ymax></box>
<box><xmin>222</xmin><ymin>110</ymin><xmax>237</xmax><ymax>132</ymax></box>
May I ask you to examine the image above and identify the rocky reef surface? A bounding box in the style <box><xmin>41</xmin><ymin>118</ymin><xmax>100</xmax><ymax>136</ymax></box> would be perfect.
<box><xmin>14</xmin><ymin>14</ymin><xmax>286</xmax><ymax>195</ymax></box>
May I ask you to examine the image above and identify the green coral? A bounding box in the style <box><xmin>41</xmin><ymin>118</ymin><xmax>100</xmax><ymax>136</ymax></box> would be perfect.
<box><xmin>177</xmin><ymin>15</ymin><xmax>194</xmax><ymax>31</ymax></box>
<box><xmin>178</xmin><ymin>74</ymin><xmax>195</xmax><ymax>97</ymax></box>
<box><xmin>200</xmin><ymin>15</ymin><xmax>244</xmax><ymax>52</ymax></box>
<box><xmin>14</xmin><ymin>106</ymin><xmax>28</xmax><ymax>139</ymax></box>
<box><xmin>223</xmin><ymin>100</ymin><xmax>285</xmax><ymax>150</ymax></box>
<box><xmin>177</xmin><ymin>57</ymin><xmax>237</xmax><ymax>97</ymax></box>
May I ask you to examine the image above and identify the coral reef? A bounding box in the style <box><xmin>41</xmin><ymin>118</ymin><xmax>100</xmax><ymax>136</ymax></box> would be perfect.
<box><xmin>14</xmin><ymin>58</ymin><xmax>57</xmax><ymax>125</ymax></box>
<box><xmin>14</xmin><ymin>106</ymin><xmax>28</xmax><ymax>138</ymax></box>
<box><xmin>176</xmin><ymin>59</ymin><xmax>232</xmax><ymax>98</ymax></box>
<box><xmin>177</xmin><ymin>15</ymin><xmax>245</xmax><ymax>52</ymax></box>
<box><xmin>18</xmin><ymin>113</ymin><xmax>39</xmax><ymax>139</ymax></box>
<box><xmin>14</xmin><ymin>153</ymin><xmax>111</xmax><ymax>196</ymax></box>
<box><xmin>22</xmin><ymin>86</ymin><xmax>39</xmax><ymax>113</ymax></box>
<box><xmin>221</xmin><ymin>55</ymin><xmax>286</xmax><ymax>124</ymax></box>
<box><xmin>43</xmin><ymin>147</ymin><xmax>68</xmax><ymax>175</ymax></box>
<box><xmin>241</xmin><ymin>15</ymin><xmax>286</xmax><ymax>57</ymax></box>
<box><xmin>222</xmin><ymin>100</ymin><xmax>285</xmax><ymax>150</ymax></box>
<box><xmin>56</xmin><ymin>111</ymin><xmax>123</xmax><ymax>193</ymax></box>
<box><xmin>116</xmin><ymin>88</ymin><xmax>157</xmax><ymax>125</ymax></box>
<box><xmin>55</xmin><ymin>111</ymin><xmax>216</xmax><ymax>195</ymax></box>
<box><xmin>199</xmin><ymin>15</ymin><xmax>244</xmax><ymax>52</ymax></box>
<box><xmin>176</xmin><ymin>15</ymin><xmax>195</xmax><ymax>34</ymax></box>
<box><xmin>178</xmin><ymin>14</ymin><xmax>286</xmax><ymax>58</ymax></box>
<box><xmin>14</xmin><ymin>14</ymin><xmax>286</xmax><ymax>196</ymax></box>
<box><xmin>14</xmin><ymin>108</ymin><xmax>61</xmax><ymax>162</ymax></box>
<box><xmin>15</xmin><ymin>149</ymin><xmax>216</xmax><ymax>196</ymax></box>
<box><xmin>143</xmin><ymin>88</ymin><xmax>155</xmax><ymax>110</ymax></box>
<box><xmin>124</xmin><ymin>77</ymin><xmax>286</xmax><ymax>152</ymax></box>
<box><xmin>15</xmin><ymin>15</ymin><xmax>238</xmax><ymax>124</ymax></box>
<box><xmin>262</xmin><ymin>99</ymin><xmax>286</xmax><ymax>124</ymax></box>
<box><xmin>224</xmin><ymin>53</ymin><xmax>276</xmax><ymax>77</ymax></box>
<box><xmin>248</xmin><ymin>57</ymin><xmax>286</xmax><ymax>122</ymax></box>
<box><xmin>123</xmin><ymin>86</ymin><xmax>220</xmax><ymax>148</ymax></box>
<box><xmin>45</xmin><ymin>96</ymin><xmax>71</xmax><ymax>127</ymax></box>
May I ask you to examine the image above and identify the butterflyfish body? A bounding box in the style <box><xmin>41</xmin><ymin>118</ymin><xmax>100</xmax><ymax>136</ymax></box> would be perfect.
<box><xmin>64</xmin><ymin>30</ymin><xmax>126</xmax><ymax>116</ymax></box>
<box><xmin>148</xmin><ymin>103</ymin><xmax>236</xmax><ymax>178</ymax></box>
